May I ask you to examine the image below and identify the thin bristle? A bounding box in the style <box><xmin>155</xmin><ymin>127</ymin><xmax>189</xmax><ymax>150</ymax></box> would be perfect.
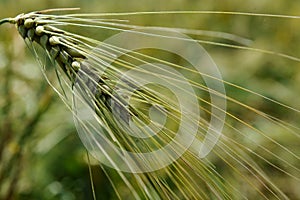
<box><xmin>37</xmin><ymin>7</ymin><xmax>80</xmax><ymax>14</ymax></box>
<box><xmin>64</xmin><ymin>10</ymin><xmax>300</xmax><ymax>19</ymax></box>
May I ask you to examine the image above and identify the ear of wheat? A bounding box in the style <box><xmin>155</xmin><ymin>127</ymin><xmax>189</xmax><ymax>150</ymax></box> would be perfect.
<box><xmin>1</xmin><ymin>8</ymin><xmax>299</xmax><ymax>199</ymax></box>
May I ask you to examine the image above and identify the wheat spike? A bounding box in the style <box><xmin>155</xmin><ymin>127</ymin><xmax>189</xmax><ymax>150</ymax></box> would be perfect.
<box><xmin>1</xmin><ymin>9</ymin><xmax>299</xmax><ymax>199</ymax></box>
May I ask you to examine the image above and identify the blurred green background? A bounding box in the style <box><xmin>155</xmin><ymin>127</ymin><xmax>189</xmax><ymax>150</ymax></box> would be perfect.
<box><xmin>0</xmin><ymin>0</ymin><xmax>300</xmax><ymax>199</ymax></box>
